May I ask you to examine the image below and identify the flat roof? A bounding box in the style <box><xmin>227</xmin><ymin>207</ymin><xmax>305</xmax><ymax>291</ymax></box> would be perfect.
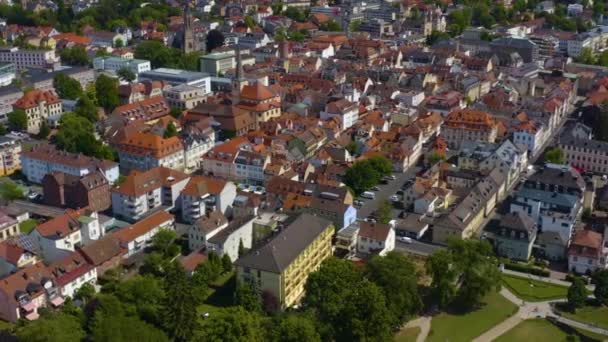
<box><xmin>140</xmin><ymin>68</ymin><xmax>210</xmax><ymax>82</ymax></box>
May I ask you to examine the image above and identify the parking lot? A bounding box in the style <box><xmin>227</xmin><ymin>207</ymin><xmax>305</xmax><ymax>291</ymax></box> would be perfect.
<box><xmin>355</xmin><ymin>167</ymin><xmax>420</xmax><ymax>219</ymax></box>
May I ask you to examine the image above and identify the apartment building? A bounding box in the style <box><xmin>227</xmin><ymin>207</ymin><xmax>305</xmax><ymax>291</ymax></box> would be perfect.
<box><xmin>234</xmin><ymin>150</ymin><xmax>270</xmax><ymax>185</ymax></box>
<box><xmin>117</xmin><ymin>132</ymin><xmax>185</xmax><ymax>171</ymax></box>
<box><xmin>183</xmin><ymin>123</ymin><xmax>215</xmax><ymax>173</ymax></box>
<box><xmin>24</xmin><ymin>67</ymin><xmax>95</xmax><ymax>93</ymax></box>
<box><xmin>42</xmin><ymin>171</ymin><xmax>111</xmax><ymax>212</ymax></box>
<box><xmin>560</xmin><ymin>137</ymin><xmax>608</xmax><ymax>174</ymax></box>
<box><xmin>92</xmin><ymin>56</ymin><xmax>151</xmax><ymax>75</ymax></box>
<box><xmin>111</xmin><ymin>167</ymin><xmax>189</xmax><ymax>221</ymax></box>
<box><xmin>0</xmin><ymin>211</ymin><xmax>18</xmax><ymax>242</ymax></box>
<box><xmin>30</xmin><ymin>210</ymin><xmax>104</xmax><ymax>263</ymax></box>
<box><xmin>513</xmin><ymin>120</ymin><xmax>548</xmax><ymax>157</ymax></box>
<box><xmin>118</xmin><ymin>80</ymin><xmax>165</xmax><ymax>105</ymax></box>
<box><xmin>21</xmin><ymin>144</ymin><xmax>119</xmax><ymax>184</ymax></box>
<box><xmin>202</xmin><ymin>137</ymin><xmax>252</xmax><ymax>179</ymax></box>
<box><xmin>113</xmin><ymin>210</ymin><xmax>175</xmax><ymax>257</ymax></box>
<box><xmin>568</xmin><ymin>229</ymin><xmax>607</xmax><ymax>274</ymax></box>
<box><xmin>0</xmin><ymin>86</ymin><xmax>23</xmax><ymax>123</ymax></box>
<box><xmin>0</xmin><ymin>47</ymin><xmax>59</xmax><ymax>70</ymax></box>
<box><xmin>111</xmin><ymin>96</ymin><xmax>170</xmax><ymax>122</ymax></box>
<box><xmin>236</xmin><ymin>82</ymin><xmax>282</xmax><ymax>127</ymax></box>
<box><xmin>13</xmin><ymin>89</ymin><xmax>63</xmax><ymax>134</ymax></box>
<box><xmin>235</xmin><ymin>214</ymin><xmax>334</xmax><ymax>308</ymax></box>
<box><xmin>441</xmin><ymin>109</ymin><xmax>498</xmax><ymax>149</ymax></box>
<box><xmin>163</xmin><ymin>84</ymin><xmax>208</xmax><ymax>110</ymax></box>
<box><xmin>0</xmin><ymin>136</ymin><xmax>21</xmax><ymax>176</ymax></box>
<box><xmin>320</xmin><ymin>99</ymin><xmax>359</xmax><ymax>130</ymax></box>
<box><xmin>200</xmin><ymin>51</ymin><xmax>236</xmax><ymax>76</ymax></box>
<box><xmin>180</xmin><ymin>176</ymin><xmax>237</xmax><ymax>223</ymax></box>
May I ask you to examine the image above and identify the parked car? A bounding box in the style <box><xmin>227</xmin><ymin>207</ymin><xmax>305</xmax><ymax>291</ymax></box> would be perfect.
<box><xmin>398</xmin><ymin>236</ymin><xmax>413</xmax><ymax>243</ymax></box>
<box><xmin>361</xmin><ymin>191</ymin><xmax>375</xmax><ymax>199</ymax></box>
<box><xmin>371</xmin><ymin>186</ymin><xmax>380</xmax><ymax>191</ymax></box>
<box><xmin>354</xmin><ymin>200</ymin><xmax>364</xmax><ymax>206</ymax></box>
<box><xmin>390</xmin><ymin>195</ymin><xmax>400</xmax><ymax>202</ymax></box>
<box><xmin>385</xmin><ymin>175</ymin><xmax>396</xmax><ymax>181</ymax></box>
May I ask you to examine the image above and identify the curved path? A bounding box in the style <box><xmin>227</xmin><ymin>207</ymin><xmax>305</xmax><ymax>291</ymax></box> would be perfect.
<box><xmin>402</xmin><ymin>316</ymin><xmax>431</xmax><ymax>342</ymax></box>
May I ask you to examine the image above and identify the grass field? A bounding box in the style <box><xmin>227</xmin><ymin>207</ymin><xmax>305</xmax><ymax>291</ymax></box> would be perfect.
<box><xmin>496</xmin><ymin>318</ymin><xmax>606</xmax><ymax>342</ymax></box>
<box><xmin>18</xmin><ymin>219</ymin><xmax>38</xmax><ymax>234</ymax></box>
<box><xmin>561</xmin><ymin>304</ymin><xmax>608</xmax><ymax>330</ymax></box>
<box><xmin>502</xmin><ymin>274</ymin><xmax>569</xmax><ymax>302</ymax></box>
<box><xmin>394</xmin><ymin>327</ymin><xmax>420</xmax><ymax>342</ymax></box>
<box><xmin>427</xmin><ymin>291</ymin><xmax>518</xmax><ymax>342</ymax></box>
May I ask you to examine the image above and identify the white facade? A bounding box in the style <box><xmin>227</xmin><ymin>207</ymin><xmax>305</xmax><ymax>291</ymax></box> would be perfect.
<box><xmin>93</xmin><ymin>56</ymin><xmax>151</xmax><ymax>75</ymax></box>
<box><xmin>320</xmin><ymin>107</ymin><xmax>359</xmax><ymax>130</ymax></box>
<box><xmin>184</xmin><ymin>136</ymin><xmax>215</xmax><ymax>173</ymax></box>
<box><xmin>188</xmin><ymin>219</ymin><xmax>229</xmax><ymax>251</ymax></box>
<box><xmin>513</xmin><ymin>124</ymin><xmax>548</xmax><ymax>157</ymax></box>
<box><xmin>21</xmin><ymin>153</ymin><xmax>119</xmax><ymax>184</ymax></box>
<box><xmin>118</xmin><ymin>149</ymin><xmax>185</xmax><ymax>171</ymax></box>
<box><xmin>0</xmin><ymin>47</ymin><xmax>58</xmax><ymax>69</ymax></box>
<box><xmin>207</xmin><ymin>217</ymin><xmax>254</xmax><ymax>262</ymax></box>
<box><xmin>59</xmin><ymin>268</ymin><xmax>97</xmax><ymax>298</ymax></box>
<box><xmin>163</xmin><ymin>84</ymin><xmax>209</xmax><ymax>110</ymax></box>
<box><xmin>357</xmin><ymin>228</ymin><xmax>395</xmax><ymax>256</ymax></box>
<box><xmin>31</xmin><ymin>229</ymin><xmax>81</xmax><ymax>263</ymax></box>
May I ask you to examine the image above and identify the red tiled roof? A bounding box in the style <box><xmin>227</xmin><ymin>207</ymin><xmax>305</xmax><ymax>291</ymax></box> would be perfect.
<box><xmin>14</xmin><ymin>90</ymin><xmax>60</xmax><ymax>109</ymax></box>
<box><xmin>113</xmin><ymin>210</ymin><xmax>174</xmax><ymax>244</ymax></box>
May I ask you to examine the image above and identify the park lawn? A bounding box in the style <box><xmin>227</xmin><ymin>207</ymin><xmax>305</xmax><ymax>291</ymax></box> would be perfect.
<box><xmin>502</xmin><ymin>274</ymin><xmax>569</xmax><ymax>302</ymax></box>
<box><xmin>561</xmin><ymin>305</ymin><xmax>608</xmax><ymax>330</ymax></box>
<box><xmin>496</xmin><ymin>319</ymin><xmax>606</xmax><ymax>342</ymax></box>
<box><xmin>495</xmin><ymin>319</ymin><xmax>567</xmax><ymax>342</ymax></box>
<box><xmin>427</xmin><ymin>291</ymin><xmax>518</xmax><ymax>342</ymax></box>
<box><xmin>0</xmin><ymin>319</ymin><xmax>12</xmax><ymax>332</ymax></box>
<box><xmin>394</xmin><ymin>327</ymin><xmax>420</xmax><ymax>342</ymax></box>
<box><xmin>19</xmin><ymin>219</ymin><xmax>38</xmax><ymax>234</ymax></box>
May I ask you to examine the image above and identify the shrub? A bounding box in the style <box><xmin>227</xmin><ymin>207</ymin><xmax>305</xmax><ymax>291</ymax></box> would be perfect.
<box><xmin>504</xmin><ymin>262</ymin><xmax>550</xmax><ymax>277</ymax></box>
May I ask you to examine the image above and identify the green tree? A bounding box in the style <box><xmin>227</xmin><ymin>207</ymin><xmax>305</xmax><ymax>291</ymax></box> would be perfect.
<box><xmin>60</xmin><ymin>46</ymin><xmax>90</xmax><ymax>66</ymax></box>
<box><xmin>593</xmin><ymin>270</ymin><xmax>608</xmax><ymax>306</ymax></box>
<box><xmin>425</xmin><ymin>249</ymin><xmax>456</xmax><ymax>309</ymax></box>
<box><xmin>366</xmin><ymin>252</ymin><xmax>422</xmax><ymax>326</ymax></box>
<box><xmin>428</xmin><ymin>151</ymin><xmax>444</xmax><ymax>164</ymax></box>
<box><xmin>95</xmin><ymin>74</ymin><xmax>119</xmax><ymax>112</ymax></box>
<box><xmin>8</xmin><ymin>108</ymin><xmax>27</xmax><ymax>131</ymax></box>
<box><xmin>195</xmin><ymin>306</ymin><xmax>266</xmax><ymax>341</ymax></box>
<box><xmin>0</xmin><ymin>123</ymin><xmax>6</xmax><ymax>135</ymax></box>
<box><xmin>74</xmin><ymin>94</ymin><xmax>99</xmax><ymax>122</ymax></box>
<box><xmin>114</xmin><ymin>37</ymin><xmax>124</xmax><ymax>48</ymax></box>
<box><xmin>271</xmin><ymin>313</ymin><xmax>321</xmax><ymax>342</ymax></box>
<box><xmin>206</xmin><ymin>29</ymin><xmax>225</xmax><ymax>53</ymax></box>
<box><xmin>244</xmin><ymin>15</ymin><xmax>256</xmax><ymax>28</ymax></box>
<box><xmin>576</xmin><ymin>47</ymin><xmax>596</xmax><ymax>65</ymax></box>
<box><xmin>271</xmin><ymin>2</ymin><xmax>284</xmax><ymax>15</ymax></box>
<box><xmin>15</xmin><ymin>313</ymin><xmax>85</xmax><ymax>342</ymax></box>
<box><xmin>221</xmin><ymin>253</ymin><xmax>232</xmax><ymax>273</ymax></box>
<box><xmin>367</xmin><ymin>156</ymin><xmax>392</xmax><ymax>177</ymax></box>
<box><xmin>349</xmin><ymin>19</ymin><xmax>362</xmax><ymax>32</ymax></box>
<box><xmin>321</xmin><ymin>20</ymin><xmax>341</xmax><ymax>31</ymax></box>
<box><xmin>344</xmin><ymin>160</ymin><xmax>379</xmax><ymax>196</ymax></box>
<box><xmin>303</xmin><ymin>258</ymin><xmax>392</xmax><ymax>341</ymax></box>
<box><xmin>54</xmin><ymin>112</ymin><xmax>115</xmax><ymax>160</ymax></box>
<box><xmin>74</xmin><ymin>282</ymin><xmax>95</xmax><ymax>305</ymax></box>
<box><xmin>117</xmin><ymin>67</ymin><xmax>136</xmax><ymax>83</ymax></box>
<box><xmin>110</xmin><ymin>275</ymin><xmax>166</xmax><ymax>326</ymax></box>
<box><xmin>427</xmin><ymin>30</ymin><xmax>450</xmax><ymax>45</ymax></box>
<box><xmin>234</xmin><ymin>281</ymin><xmax>262</xmax><ymax>312</ymax></box>
<box><xmin>164</xmin><ymin>122</ymin><xmax>178</xmax><ymax>138</ymax></box>
<box><xmin>37</xmin><ymin>121</ymin><xmax>50</xmax><ymax>139</ymax></box>
<box><xmin>163</xmin><ymin>262</ymin><xmax>199</xmax><ymax>341</ymax></box>
<box><xmin>0</xmin><ymin>180</ymin><xmax>24</xmax><ymax>200</ymax></box>
<box><xmin>91</xmin><ymin>312</ymin><xmax>169</xmax><ymax>342</ymax></box>
<box><xmin>53</xmin><ymin>73</ymin><xmax>83</xmax><ymax>100</ymax></box>
<box><xmin>377</xmin><ymin>200</ymin><xmax>392</xmax><ymax>224</ymax></box>
<box><xmin>151</xmin><ymin>229</ymin><xmax>180</xmax><ymax>258</ymax></box>
<box><xmin>284</xmin><ymin>7</ymin><xmax>306</xmax><ymax>22</ymax></box>
<box><xmin>568</xmin><ymin>277</ymin><xmax>588</xmax><ymax>311</ymax></box>
<box><xmin>545</xmin><ymin>148</ymin><xmax>565</xmax><ymax>164</ymax></box>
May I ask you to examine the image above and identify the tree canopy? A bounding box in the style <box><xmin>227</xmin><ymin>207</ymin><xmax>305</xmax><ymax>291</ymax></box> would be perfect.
<box><xmin>206</xmin><ymin>30</ymin><xmax>225</xmax><ymax>53</ymax></box>
<box><xmin>95</xmin><ymin>74</ymin><xmax>120</xmax><ymax>112</ymax></box>
<box><xmin>593</xmin><ymin>270</ymin><xmax>608</xmax><ymax>306</ymax></box>
<box><xmin>568</xmin><ymin>277</ymin><xmax>588</xmax><ymax>311</ymax></box>
<box><xmin>7</xmin><ymin>108</ymin><xmax>27</xmax><ymax>131</ymax></box>
<box><xmin>54</xmin><ymin>112</ymin><xmax>115</xmax><ymax>160</ymax></box>
<box><xmin>343</xmin><ymin>156</ymin><xmax>392</xmax><ymax>196</ymax></box>
<box><xmin>544</xmin><ymin>148</ymin><xmax>565</xmax><ymax>164</ymax></box>
<box><xmin>53</xmin><ymin>73</ymin><xmax>83</xmax><ymax>100</ymax></box>
<box><xmin>60</xmin><ymin>46</ymin><xmax>90</xmax><ymax>66</ymax></box>
<box><xmin>0</xmin><ymin>180</ymin><xmax>24</xmax><ymax>201</ymax></box>
<box><xmin>15</xmin><ymin>313</ymin><xmax>85</xmax><ymax>342</ymax></box>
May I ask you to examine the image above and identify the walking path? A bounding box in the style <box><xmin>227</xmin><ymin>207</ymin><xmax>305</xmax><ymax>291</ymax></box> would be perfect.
<box><xmin>402</xmin><ymin>316</ymin><xmax>431</xmax><ymax>342</ymax></box>
<box><xmin>473</xmin><ymin>286</ymin><xmax>608</xmax><ymax>341</ymax></box>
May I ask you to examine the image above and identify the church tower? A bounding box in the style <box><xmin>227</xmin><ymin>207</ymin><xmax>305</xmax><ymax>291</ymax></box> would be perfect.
<box><xmin>183</xmin><ymin>1</ymin><xmax>196</xmax><ymax>54</ymax></box>
<box><xmin>232</xmin><ymin>46</ymin><xmax>248</xmax><ymax>103</ymax></box>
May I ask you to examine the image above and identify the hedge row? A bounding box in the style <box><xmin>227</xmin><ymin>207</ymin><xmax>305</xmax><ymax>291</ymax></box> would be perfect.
<box><xmin>504</xmin><ymin>262</ymin><xmax>550</xmax><ymax>277</ymax></box>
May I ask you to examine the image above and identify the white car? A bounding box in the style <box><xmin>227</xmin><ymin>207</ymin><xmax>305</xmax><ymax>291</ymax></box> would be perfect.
<box><xmin>390</xmin><ymin>195</ymin><xmax>400</xmax><ymax>202</ymax></box>
<box><xmin>398</xmin><ymin>236</ymin><xmax>413</xmax><ymax>243</ymax></box>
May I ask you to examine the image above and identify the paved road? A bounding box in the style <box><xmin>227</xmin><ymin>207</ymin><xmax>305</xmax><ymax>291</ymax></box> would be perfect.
<box><xmin>11</xmin><ymin>200</ymin><xmax>65</xmax><ymax>218</ymax></box>
<box><xmin>395</xmin><ymin>240</ymin><xmax>442</xmax><ymax>256</ymax></box>
<box><xmin>502</xmin><ymin>268</ymin><xmax>595</xmax><ymax>291</ymax></box>
<box><xmin>356</xmin><ymin>167</ymin><xmax>420</xmax><ymax>219</ymax></box>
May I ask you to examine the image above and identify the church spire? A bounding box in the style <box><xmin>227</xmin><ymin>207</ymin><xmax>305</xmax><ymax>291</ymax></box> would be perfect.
<box><xmin>235</xmin><ymin>45</ymin><xmax>244</xmax><ymax>81</ymax></box>
<box><xmin>182</xmin><ymin>0</ymin><xmax>195</xmax><ymax>54</ymax></box>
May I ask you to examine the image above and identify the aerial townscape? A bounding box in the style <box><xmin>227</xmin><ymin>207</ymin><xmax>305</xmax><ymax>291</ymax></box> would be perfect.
<box><xmin>3</xmin><ymin>0</ymin><xmax>608</xmax><ymax>341</ymax></box>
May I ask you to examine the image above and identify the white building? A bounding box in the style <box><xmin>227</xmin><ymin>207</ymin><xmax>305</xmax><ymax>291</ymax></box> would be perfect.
<box><xmin>0</xmin><ymin>47</ymin><xmax>59</xmax><ymax>69</ymax></box>
<box><xmin>180</xmin><ymin>176</ymin><xmax>237</xmax><ymax>223</ymax></box>
<box><xmin>21</xmin><ymin>144</ymin><xmax>119</xmax><ymax>184</ymax></box>
<box><xmin>206</xmin><ymin>216</ymin><xmax>255</xmax><ymax>261</ymax></box>
<box><xmin>113</xmin><ymin>211</ymin><xmax>175</xmax><ymax>257</ymax></box>
<box><xmin>513</xmin><ymin>120</ymin><xmax>548</xmax><ymax>157</ymax></box>
<box><xmin>320</xmin><ymin>99</ymin><xmax>359</xmax><ymax>130</ymax></box>
<box><xmin>163</xmin><ymin>84</ymin><xmax>209</xmax><ymax>110</ymax></box>
<box><xmin>111</xmin><ymin>167</ymin><xmax>190</xmax><ymax>222</ymax></box>
<box><xmin>30</xmin><ymin>211</ymin><xmax>103</xmax><ymax>263</ymax></box>
<box><xmin>92</xmin><ymin>56</ymin><xmax>151</xmax><ymax>75</ymax></box>
<box><xmin>356</xmin><ymin>222</ymin><xmax>395</xmax><ymax>256</ymax></box>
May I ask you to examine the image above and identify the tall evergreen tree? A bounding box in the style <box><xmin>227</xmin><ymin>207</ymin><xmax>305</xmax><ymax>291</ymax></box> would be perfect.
<box><xmin>162</xmin><ymin>263</ymin><xmax>199</xmax><ymax>341</ymax></box>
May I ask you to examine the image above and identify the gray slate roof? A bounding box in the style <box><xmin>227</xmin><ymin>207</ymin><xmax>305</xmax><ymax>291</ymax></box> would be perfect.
<box><xmin>234</xmin><ymin>214</ymin><xmax>332</xmax><ymax>273</ymax></box>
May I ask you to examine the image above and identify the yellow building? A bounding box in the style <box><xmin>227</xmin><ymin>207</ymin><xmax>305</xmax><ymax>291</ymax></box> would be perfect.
<box><xmin>234</xmin><ymin>213</ymin><xmax>334</xmax><ymax>308</ymax></box>
<box><xmin>0</xmin><ymin>137</ymin><xmax>21</xmax><ymax>177</ymax></box>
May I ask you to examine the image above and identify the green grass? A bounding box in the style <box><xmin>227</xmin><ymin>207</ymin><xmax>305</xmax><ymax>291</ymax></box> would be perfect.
<box><xmin>560</xmin><ymin>305</ymin><xmax>608</xmax><ymax>330</ymax></box>
<box><xmin>0</xmin><ymin>319</ymin><xmax>13</xmax><ymax>332</ymax></box>
<box><xmin>427</xmin><ymin>291</ymin><xmax>518</xmax><ymax>342</ymax></box>
<box><xmin>496</xmin><ymin>319</ymin><xmax>606</xmax><ymax>342</ymax></box>
<box><xmin>394</xmin><ymin>327</ymin><xmax>420</xmax><ymax>342</ymax></box>
<box><xmin>18</xmin><ymin>219</ymin><xmax>38</xmax><ymax>234</ymax></box>
<box><xmin>196</xmin><ymin>271</ymin><xmax>235</xmax><ymax>319</ymax></box>
<box><xmin>502</xmin><ymin>274</ymin><xmax>569</xmax><ymax>302</ymax></box>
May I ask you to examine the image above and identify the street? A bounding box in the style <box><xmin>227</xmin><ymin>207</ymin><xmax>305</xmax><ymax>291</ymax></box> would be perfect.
<box><xmin>356</xmin><ymin>166</ymin><xmax>420</xmax><ymax>219</ymax></box>
<box><xmin>395</xmin><ymin>239</ymin><xmax>442</xmax><ymax>256</ymax></box>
